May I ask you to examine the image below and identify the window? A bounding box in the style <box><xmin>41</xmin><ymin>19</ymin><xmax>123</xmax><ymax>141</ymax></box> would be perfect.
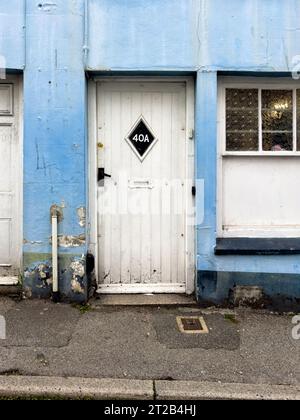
<box><xmin>226</xmin><ymin>88</ymin><xmax>300</xmax><ymax>153</ymax></box>
<box><xmin>219</xmin><ymin>79</ymin><xmax>300</xmax><ymax>239</ymax></box>
<box><xmin>262</xmin><ymin>90</ymin><xmax>293</xmax><ymax>151</ymax></box>
<box><xmin>226</xmin><ymin>88</ymin><xmax>259</xmax><ymax>151</ymax></box>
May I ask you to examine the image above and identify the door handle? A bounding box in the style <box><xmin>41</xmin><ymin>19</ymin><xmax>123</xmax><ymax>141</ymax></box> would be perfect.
<box><xmin>98</xmin><ymin>168</ymin><xmax>111</xmax><ymax>182</ymax></box>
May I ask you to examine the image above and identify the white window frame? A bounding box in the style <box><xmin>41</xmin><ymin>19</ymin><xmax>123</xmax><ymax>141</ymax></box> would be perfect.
<box><xmin>219</xmin><ymin>76</ymin><xmax>300</xmax><ymax>156</ymax></box>
<box><xmin>217</xmin><ymin>76</ymin><xmax>300</xmax><ymax>238</ymax></box>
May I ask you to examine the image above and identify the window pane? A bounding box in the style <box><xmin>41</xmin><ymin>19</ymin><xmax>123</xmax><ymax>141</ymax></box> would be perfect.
<box><xmin>262</xmin><ymin>90</ymin><xmax>293</xmax><ymax>151</ymax></box>
<box><xmin>226</xmin><ymin>89</ymin><xmax>258</xmax><ymax>151</ymax></box>
<box><xmin>297</xmin><ymin>89</ymin><xmax>300</xmax><ymax>151</ymax></box>
<box><xmin>263</xmin><ymin>133</ymin><xmax>293</xmax><ymax>152</ymax></box>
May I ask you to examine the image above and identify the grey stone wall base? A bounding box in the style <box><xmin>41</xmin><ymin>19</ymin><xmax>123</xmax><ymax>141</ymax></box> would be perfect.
<box><xmin>197</xmin><ymin>270</ymin><xmax>300</xmax><ymax>311</ymax></box>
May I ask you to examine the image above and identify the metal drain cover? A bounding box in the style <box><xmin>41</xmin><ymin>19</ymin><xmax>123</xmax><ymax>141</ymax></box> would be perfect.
<box><xmin>176</xmin><ymin>316</ymin><xmax>209</xmax><ymax>334</ymax></box>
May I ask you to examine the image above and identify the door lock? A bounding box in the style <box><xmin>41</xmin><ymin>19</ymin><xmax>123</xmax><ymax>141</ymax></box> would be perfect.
<box><xmin>98</xmin><ymin>168</ymin><xmax>111</xmax><ymax>182</ymax></box>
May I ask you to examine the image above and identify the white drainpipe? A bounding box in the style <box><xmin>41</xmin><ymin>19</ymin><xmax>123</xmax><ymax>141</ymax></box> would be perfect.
<box><xmin>83</xmin><ymin>0</ymin><xmax>89</xmax><ymax>65</ymax></box>
<box><xmin>50</xmin><ymin>205</ymin><xmax>61</xmax><ymax>301</ymax></box>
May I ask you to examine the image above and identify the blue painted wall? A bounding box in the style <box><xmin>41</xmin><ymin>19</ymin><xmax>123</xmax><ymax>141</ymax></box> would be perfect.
<box><xmin>24</xmin><ymin>0</ymin><xmax>86</xmax><ymax>255</ymax></box>
<box><xmin>87</xmin><ymin>0</ymin><xmax>300</xmax><ymax>73</ymax></box>
<box><xmin>1</xmin><ymin>0</ymin><xmax>300</xmax><ymax>303</ymax></box>
<box><xmin>4</xmin><ymin>0</ymin><xmax>300</xmax><ymax>74</ymax></box>
<box><xmin>0</xmin><ymin>1</ymin><xmax>25</xmax><ymax>70</ymax></box>
<box><xmin>22</xmin><ymin>0</ymin><xmax>88</xmax><ymax>301</ymax></box>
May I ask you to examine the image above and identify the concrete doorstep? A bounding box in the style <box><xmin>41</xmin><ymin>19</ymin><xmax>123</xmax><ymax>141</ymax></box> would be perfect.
<box><xmin>0</xmin><ymin>376</ymin><xmax>299</xmax><ymax>400</ymax></box>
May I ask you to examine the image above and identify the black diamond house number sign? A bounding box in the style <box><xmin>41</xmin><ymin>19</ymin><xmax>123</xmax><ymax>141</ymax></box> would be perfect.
<box><xmin>125</xmin><ymin>117</ymin><xmax>158</xmax><ymax>161</ymax></box>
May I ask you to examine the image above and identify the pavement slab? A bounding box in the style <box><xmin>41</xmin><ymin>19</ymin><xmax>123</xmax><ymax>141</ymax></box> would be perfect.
<box><xmin>0</xmin><ymin>298</ymin><xmax>298</xmax><ymax>387</ymax></box>
<box><xmin>0</xmin><ymin>300</ymin><xmax>80</xmax><ymax>348</ymax></box>
<box><xmin>0</xmin><ymin>297</ymin><xmax>17</xmax><ymax>316</ymax></box>
<box><xmin>153</xmin><ymin>312</ymin><xmax>240</xmax><ymax>350</ymax></box>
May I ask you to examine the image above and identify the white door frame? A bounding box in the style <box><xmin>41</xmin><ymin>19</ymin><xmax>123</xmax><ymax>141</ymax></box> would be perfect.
<box><xmin>0</xmin><ymin>75</ymin><xmax>23</xmax><ymax>284</ymax></box>
<box><xmin>88</xmin><ymin>77</ymin><xmax>195</xmax><ymax>295</ymax></box>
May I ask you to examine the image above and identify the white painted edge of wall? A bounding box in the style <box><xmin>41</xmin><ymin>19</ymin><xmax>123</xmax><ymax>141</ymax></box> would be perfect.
<box><xmin>0</xmin><ymin>277</ymin><xmax>19</xmax><ymax>286</ymax></box>
<box><xmin>97</xmin><ymin>283</ymin><xmax>186</xmax><ymax>294</ymax></box>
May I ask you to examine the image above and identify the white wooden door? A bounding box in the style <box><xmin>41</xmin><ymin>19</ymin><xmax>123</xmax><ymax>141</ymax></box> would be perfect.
<box><xmin>0</xmin><ymin>78</ymin><xmax>22</xmax><ymax>283</ymax></box>
<box><xmin>96</xmin><ymin>81</ymin><xmax>190</xmax><ymax>293</ymax></box>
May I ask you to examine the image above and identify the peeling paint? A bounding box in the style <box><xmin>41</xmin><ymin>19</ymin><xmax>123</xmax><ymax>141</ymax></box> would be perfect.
<box><xmin>71</xmin><ymin>278</ymin><xmax>85</xmax><ymax>294</ymax></box>
<box><xmin>70</xmin><ymin>260</ymin><xmax>85</xmax><ymax>278</ymax></box>
<box><xmin>70</xmin><ymin>259</ymin><xmax>85</xmax><ymax>295</ymax></box>
<box><xmin>23</xmin><ymin>239</ymin><xmax>43</xmax><ymax>245</ymax></box>
<box><xmin>22</xmin><ymin>253</ymin><xmax>88</xmax><ymax>302</ymax></box>
<box><xmin>77</xmin><ymin>207</ymin><xmax>86</xmax><ymax>228</ymax></box>
<box><xmin>233</xmin><ymin>286</ymin><xmax>264</xmax><ymax>306</ymax></box>
<box><xmin>49</xmin><ymin>234</ymin><xmax>86</xmax><ymax>248</ymax></box>
<box><xmin>50</xmin><ymin>204</ymin><xmax>64</xmax><ymax>223</ymax></box>
<box><xmin>38</xmin><ymin>264</ymin><xmax>48</xmax><ymax>279</ymax></box>
<box><xmin>24</xmin><ymin>263</ymin><xmax>52</xmax><ymax>284</ymax></box>
<box><xmin>58</xmin><ymin>234</ymin><xmax>86</xmax><ymax>248</ymax></box>
<box><xmin>23</xmin><ymin>261</ymin><xmax>52</xmax><ymax>299</ymax></box>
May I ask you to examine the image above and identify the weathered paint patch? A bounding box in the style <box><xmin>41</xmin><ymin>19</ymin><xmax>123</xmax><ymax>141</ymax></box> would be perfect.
<box><xmin>70</xmin><ymin>259</ymin><xmax>85</xmax><ymax>295</ymax></box>
<box><xmin>23</xmin><ymin>239</ymin><xmax>44</xmax><ymax>245</ymax></box>
<box><xmin>49</xmin><ymin>234</ymin><xmax>86</xmax><ymax>248</ymax></box>
<box><xmin>23</xmin><ymin>260</ymin><xmax>52</xmax><ymax>299</ymax></box>
<box><xmin>71</xmin><ymin>279</ymin><xmax>84</xmax><ymax>294</ymax></box>
<box><xmin>70</xmin><ymin>260</ymin><xmax>85</xmax><ymax>278</ymax></box>
<box><xmin>50</xmin><ymin>204</ymin><xmax>64</xmax><ymax>223</ymax></box>
<box><xmin>77</xmin><ymin>207</ymin><xmax>86</xmax><ymax>228</ymax></box>
<box><xmin>233</xmin><ymin>286</ymin><xmax>264</xmax><ymax>307</ymax></box>
<box><xmin>58</xmin><ymin>234</ymin><xmax>86</xmax><ymax>248</ymax></box>
<box><xmin>23</xmin><ymin>253</ymin><xmax>88</xmax><ymax>303</ymax></box>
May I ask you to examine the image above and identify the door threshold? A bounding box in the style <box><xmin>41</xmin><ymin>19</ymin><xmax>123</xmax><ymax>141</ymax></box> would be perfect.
<box><xmin>97</xmin><ymin>283</ymin><xmax>187</xmax><ymax>294</ymax></box>
<box><xmin>0</xmin><ymin>276</ymin><xmax>19</xmax><ymax>286</ymax></box>
<box><xmin>94</xmin><ymin>293</ymin><xmax>197</xmax><ymax>306</ymax></box>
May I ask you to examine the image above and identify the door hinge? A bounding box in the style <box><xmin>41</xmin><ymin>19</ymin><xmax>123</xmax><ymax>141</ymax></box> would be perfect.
<box><xmin>188</xmin><ymin>129</ymin><xmax>194</xmax><ymax>140</ymax></box>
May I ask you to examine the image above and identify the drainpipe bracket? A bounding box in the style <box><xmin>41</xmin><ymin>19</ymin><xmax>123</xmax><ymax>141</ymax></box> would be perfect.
<box><xmin>50</xmin><ymin>205</ymin><xmax>63</xmax><ymax>223</ymax></box>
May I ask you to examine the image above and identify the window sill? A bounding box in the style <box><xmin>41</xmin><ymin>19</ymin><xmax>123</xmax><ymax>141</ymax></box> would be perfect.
<box><xmin>215</xmin><ymin>238</ymin><xmax>300</xmax><ymax>255</ymax></box>
<box><xmin>222</xmin><ymin>152</ymin><xmax>300</xmax><ymax>157</ymax></box>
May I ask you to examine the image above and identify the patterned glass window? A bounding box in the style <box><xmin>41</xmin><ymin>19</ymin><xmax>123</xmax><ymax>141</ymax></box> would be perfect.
<box><xmin>226</xmin><ymin>89</ymin><xmax>258</xmax><ymax>151</ymax></box>
<box><xmin>262</xmin><ymin>90</ymin><xmax>293</xmax><ymax>151</ymax></box>
<box><xmin>225</xmin><ymin>87</ymin><xmax>300</xmax><ymax>153</ymax></box>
